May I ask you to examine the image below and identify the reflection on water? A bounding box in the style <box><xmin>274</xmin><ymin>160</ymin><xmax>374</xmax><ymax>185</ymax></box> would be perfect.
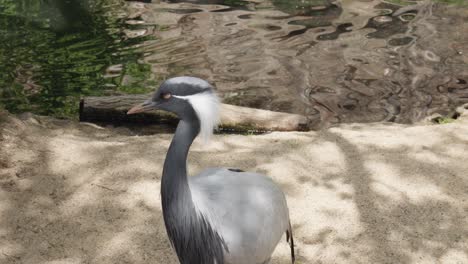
<box><xmin>142</xmin><ymin>0</ymin><xmax>468</xmax><ymax>128</ymax></box>
<box><xmin>0</xmin><ymin>0</ymin><xmax>154</xmax><ymax>118</ymax></box>
<box><xmin>1</xmin><ymin>0</ymin><xmax>467</xmax><ymax>128</ymax></box>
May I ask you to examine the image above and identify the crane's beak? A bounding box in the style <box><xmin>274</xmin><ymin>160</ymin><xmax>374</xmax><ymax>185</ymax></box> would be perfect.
<box><xmin>127</xmin><ymin>100</ymin><xmax>157</xmax><ymax>115</ymax></box>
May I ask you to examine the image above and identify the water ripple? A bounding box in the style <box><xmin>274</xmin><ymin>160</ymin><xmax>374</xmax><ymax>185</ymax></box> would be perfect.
<box><xmin>1</xmin><ymin>0</ymin><xmax>467</xmax><ymax>128</ymax></box>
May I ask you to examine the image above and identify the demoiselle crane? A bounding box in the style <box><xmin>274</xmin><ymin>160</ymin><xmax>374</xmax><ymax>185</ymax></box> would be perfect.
<box><xmin>127</xmin><ymin>76</ymin><xmax>295</xmax><ymax>264</ymax></box>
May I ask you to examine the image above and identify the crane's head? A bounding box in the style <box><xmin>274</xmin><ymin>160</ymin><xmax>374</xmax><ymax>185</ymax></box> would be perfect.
<box><xmin>127</xmin><ymin>76</ymin><xmax>220</xmax><ymax>141</ymax></box>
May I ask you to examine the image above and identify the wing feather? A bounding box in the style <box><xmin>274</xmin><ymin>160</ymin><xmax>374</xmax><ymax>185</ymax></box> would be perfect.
<box><xmin>189</xmin><ymin>168</ymin><xmax>290</xmax><ymax>264</ymax></box>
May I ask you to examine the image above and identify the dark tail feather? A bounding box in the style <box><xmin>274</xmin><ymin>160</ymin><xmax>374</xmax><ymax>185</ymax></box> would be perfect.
<box><xmin>286</xmin><ymin>221</ymin><xmax>295</xmax><ymax>264</ymax></box>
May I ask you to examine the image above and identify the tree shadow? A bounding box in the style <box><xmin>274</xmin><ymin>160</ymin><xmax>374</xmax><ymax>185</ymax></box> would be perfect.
<box><xmin>311</xmin><ymin>129</ymin><xmax>468</xmax><ymax>263</ymax></box>
<box><xmin>0</xmin><ymin>120</ymin><xmax>178</xmax><ymax>263</ymax></box>
<box><xmin>1</xmin><ymin>115</ymin><xmax>468</xmax><ymax>264</ymax></box>
<box><xmin>191</xmin><ymin>124</ymin><xmax>468</xmax><ymax>264</ymax></box>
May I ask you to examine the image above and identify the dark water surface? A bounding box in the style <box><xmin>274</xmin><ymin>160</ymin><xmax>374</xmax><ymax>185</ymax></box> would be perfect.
<box><xmin>0</xmin><ymin>0</ymin><xmax>155</xmax><ymax>117</ymax></box>
<box><xmin>0</xmin><ymin>0</ymin><xmax>467</xmax><ymax>128</ymax></box>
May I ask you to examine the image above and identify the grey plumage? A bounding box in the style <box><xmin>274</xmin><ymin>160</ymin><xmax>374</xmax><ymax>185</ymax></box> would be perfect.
<box><xmin>127</xmin><ymin>76</ymin><xmax>295</xmax><ymax>264</ymax></box>
<box><xmin>161</xmin><ymin>119</ymin><xmax>227</xmax><ymax>264</ymax></box>
<box><xmin>190</xmin><ymin>168</ymin><xmax>292</xmax><ymax>264</ymax></box>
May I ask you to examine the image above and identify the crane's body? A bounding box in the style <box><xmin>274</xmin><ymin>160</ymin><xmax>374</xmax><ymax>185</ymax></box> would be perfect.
<box><xmin>128</xmin><ymin>76</ymin><xmax>295</xmax><ymax>264</ymax></box>
<box><xmin>190</xmin><ymin>168</ymin><xmax>290</xmax><ymax>264</ymax></box>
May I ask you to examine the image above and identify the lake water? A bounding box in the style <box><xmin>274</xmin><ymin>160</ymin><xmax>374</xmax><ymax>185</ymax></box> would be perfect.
<box><xmin>0</xmin><ymin>0</ymin><xmax>467</xmax><ymax>128</ymax></box>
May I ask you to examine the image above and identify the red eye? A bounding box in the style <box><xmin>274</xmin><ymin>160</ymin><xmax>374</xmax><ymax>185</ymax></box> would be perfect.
<box><xmin>161</xmin><ymin>93</ymin><xmax>171</xmax><ymax>100</ymax></box>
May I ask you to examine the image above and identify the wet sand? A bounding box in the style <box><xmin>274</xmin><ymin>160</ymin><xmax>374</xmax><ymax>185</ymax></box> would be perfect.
<box><xmin>1</xmin><ymin>104</ymin><xmax>467</xmax><ymax>263</ymax></box>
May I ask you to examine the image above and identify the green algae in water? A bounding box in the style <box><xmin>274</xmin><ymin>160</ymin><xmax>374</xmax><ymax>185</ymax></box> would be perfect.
<box><xmin>0</xmin><ymin>0</ymin><xmax>154</xmax><ymax>119</ymax></box>
<box><xmin>272</xmin><ymin>0</ymin><xmax>334</xmax><ymax>16</ymax></box>
<box><xmin>386</xmin><ymin>0</ymin><xmax>468</xmax><ymax>6</ymax></box>
<box><xmin>434</xmin><ymin>117</ymin><xmax>456</xmax><ymax>124</ymax></box>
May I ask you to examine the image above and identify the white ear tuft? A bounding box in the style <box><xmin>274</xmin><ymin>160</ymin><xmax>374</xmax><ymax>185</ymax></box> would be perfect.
<box><xmin>175</xmin><ymin>92</ymin><xmax>220</xmax><ymax>143</ymax></box>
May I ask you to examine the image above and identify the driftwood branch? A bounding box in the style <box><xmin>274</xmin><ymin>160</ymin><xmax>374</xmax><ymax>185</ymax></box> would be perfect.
<box><xmin>79</xmin><ymin>95</ymin><xmax>309</xmax><ymax>132</ymax></box>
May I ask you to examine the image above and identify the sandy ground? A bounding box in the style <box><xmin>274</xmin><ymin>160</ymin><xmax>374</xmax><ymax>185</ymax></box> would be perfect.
<box><xmin>1</xmin><ymin>106</ymin><xmax>468</xmax><ymax>264</ymax></box>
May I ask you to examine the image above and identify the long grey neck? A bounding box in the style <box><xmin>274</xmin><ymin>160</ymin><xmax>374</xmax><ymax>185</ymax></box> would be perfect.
<box><xmin>161</xmin><ymin>119</ymin><xmax>199</xmax><ymax>207</ymax></box>
<box><xmin>160</xmin><ymin>118</ymin><xmax>227</xmax><ymax>264</ymax></box>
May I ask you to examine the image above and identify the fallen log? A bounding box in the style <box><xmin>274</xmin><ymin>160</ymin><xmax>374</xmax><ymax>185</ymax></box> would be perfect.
<box><xmin>79</xmin><ymin>95</ymin><xmax>309</xmax><ymax>132</ymax></box>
